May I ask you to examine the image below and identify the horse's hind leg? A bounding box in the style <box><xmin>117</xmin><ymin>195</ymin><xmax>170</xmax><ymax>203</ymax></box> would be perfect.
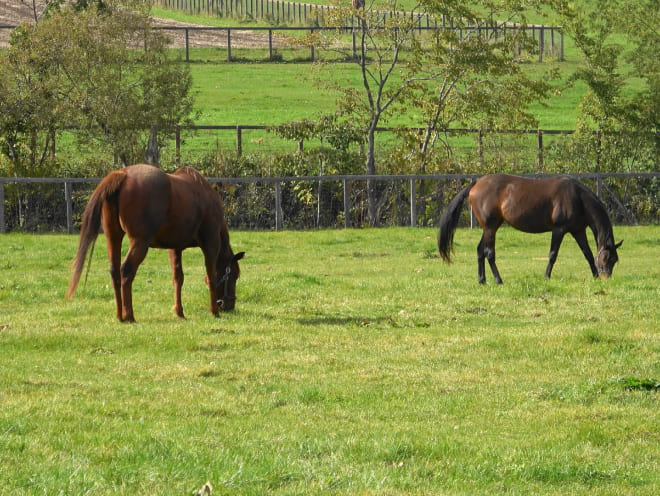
<box><xmin>102</xmin><ymin>203</ymin><xmax>125</xmax><ymax>321</ymax></box>
<box><xmin>478</xmin><ymin>229</ymin><xmax>503</xmax><ymax>284</ymax></box>
<box><xmin>571</xmin><ymin>229</ymin><xmax>598</xmax><ymax>278</ymax></box>
<box><xmin>477</xmin><ymin>230</ymin><xmax>503</xmax><ymax>284</ymax></box>
<box><xmin>169</xmin><ymin>249</ymin><xmax>185</xmax><ymax>318</ymax></box>
<box><xmin>477</xmin><ymin>235</ymin><xmax>487</xmax><ymax>284</ymax></box>
<box><xmin>120</xmin><ymin>240</ymin><xmax>149</xmax><ymax>323</ymax></box>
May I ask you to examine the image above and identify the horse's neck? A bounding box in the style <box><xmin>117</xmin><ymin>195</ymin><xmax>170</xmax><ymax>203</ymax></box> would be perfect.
<box><xmin>219</xmin><ymin>225</ymin><xmax>232</xmax><ymax>259</ymax></box>
<box><xmin>583</xmin><ymin>191</ymin><xmax>613</xmax><ymax>247</ymax></box>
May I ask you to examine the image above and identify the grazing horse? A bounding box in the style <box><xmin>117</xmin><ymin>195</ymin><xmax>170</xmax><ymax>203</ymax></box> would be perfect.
<box><xmin>438</xmin><ymin>174</ymin><xmax>622</xmax><ymax>284</ymax></box>
<box><xmin>67</xmin><ymin>164</ymin><xmax>245</xmax><ymax>322</ymax></box>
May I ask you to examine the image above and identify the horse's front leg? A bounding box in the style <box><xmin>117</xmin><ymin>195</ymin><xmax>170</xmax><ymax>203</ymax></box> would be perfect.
<box><xmin>571</xmin><ymin>229</ymin><xmax>598</xmax><ymax>278</ymax></box>
<box><xmin>545</xmin><ymin>229</ymin><xmax>567</xmax><ymax>279</ymax></box>
<box><xmin>169</xmin><ymin>249</ymin><xmax>185</xmax><ymax>318</ymax></box>
<box><xmin>202</xmin><ymin>251</ymin><xmax>220</xmax><ymax>317</ymax></box>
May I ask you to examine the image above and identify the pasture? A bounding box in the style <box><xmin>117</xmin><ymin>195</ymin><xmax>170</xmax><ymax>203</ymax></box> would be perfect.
<box><xmin>0</xmin><ymin>226</ymin><xmax>659</xmax><ymax>495</ymax></box>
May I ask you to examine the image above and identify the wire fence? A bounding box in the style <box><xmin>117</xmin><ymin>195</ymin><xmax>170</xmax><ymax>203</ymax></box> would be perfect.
<box><xmin>1</xmin><ymin>173</ymin><xmax>658</xmax><ymax>234</ymax></box>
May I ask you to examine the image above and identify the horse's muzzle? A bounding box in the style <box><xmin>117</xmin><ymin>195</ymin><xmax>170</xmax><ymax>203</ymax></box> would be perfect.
<box><xmin>217</xmin><ymin>298</ymin><xmax>236</xmax><ymax>311</ymax></box>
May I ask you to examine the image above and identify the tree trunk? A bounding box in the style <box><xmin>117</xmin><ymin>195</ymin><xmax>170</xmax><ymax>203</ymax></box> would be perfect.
<box><xmin>145</xmin><ymin>125</ymin><xmax>160</xmax><ymax>167</ymax></box>
<box><xmin>366</xmin><ymin>123</ymin><xmax>377</xmax><ymax>226</ymax></box>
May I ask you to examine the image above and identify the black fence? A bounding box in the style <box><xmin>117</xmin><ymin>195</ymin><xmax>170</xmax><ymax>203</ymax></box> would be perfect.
<box><xmin>1</xmin><ymin>173</ymin><xmax>658</xmax><ymax>233</ymax></box>
<box><xmin>1</xmin><ymin>23</ymin><xmax>564</xmax><ymax>63</ymax></box>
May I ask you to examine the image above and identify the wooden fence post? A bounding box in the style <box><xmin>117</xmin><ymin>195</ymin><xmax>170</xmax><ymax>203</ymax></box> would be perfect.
<box><xmin>409</xmin><ymin>178</ymin><xmax>417</xmax><ymax>227</ymax></box>
<box><xmin>64</xmin><ymin>181</ymin><xmax>73</xmax><ymax>234</ymax></box>
<box><xmin>275</xmin><ymin>181</ymin><xmax>283</xmax><ymax>230</ymax></box>
<box><xmin>268</xmin><ymin>29</ymin><xmax>273</xmax><ymax>61</ymax></box>
<box><xmin>175</xmin><ymin>126</ymin><xmax>181</xmax><ymax>164</ymax></box>
<box><xmin>0</xmin><ymin>182</ymin><xmax>5</xmax><ymax>234</ymax></box>
<box><xmin>596</xmin><ymin>130</ymin><xmax>602</xmax><ymax>199</ymax></box>
<box><xmin>343</xmin><ymin>179</ymin><xmax>351</xmax><ymax>228</ymax></box>
<box><xmin>185</xmin><ymin>28</ymin><xmax>190</xmax><ymax>62</ymax></box>
<box><xmin>236</xmin><ymin>125</ymin><xmax>242</xmax><ymax>157</ymax></box>
<box><xmin>227</xmin><ymin>28</ymin><xmax>232</xmax><ymax>62</ymax></box>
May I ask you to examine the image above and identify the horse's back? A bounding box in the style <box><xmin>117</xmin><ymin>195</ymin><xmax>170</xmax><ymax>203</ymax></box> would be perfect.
<box><xmin>158</xmin><ymin>166</ymin><xmax>225</xmax><ymax>248</ymax></box>
<box><xmin>115</xmin><ymin>164</ymin><xmax>172</xmax><ymax>239</ymax></box>
<box><xmin>470</xmin><ymin>174</ymin><xmax>578</xmax><ymax>233</ymax></box>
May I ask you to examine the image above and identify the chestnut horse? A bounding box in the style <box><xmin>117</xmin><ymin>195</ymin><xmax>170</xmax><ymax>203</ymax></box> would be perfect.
<box><xmin>438</xmin><ymin>174</ymin><xmax>622</xmax><ymax>284</ymax></box>
<box><xmin>67</xmin><ymin>164</ymin><xmax>244</xmax><ymax>322</ymax></box>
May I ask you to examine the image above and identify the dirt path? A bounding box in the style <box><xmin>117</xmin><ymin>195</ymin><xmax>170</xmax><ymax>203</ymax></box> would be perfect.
<box><xmin>0</xmin><ymin>0</ymin><xmax>281</xmax><ymax>49</ymax></box>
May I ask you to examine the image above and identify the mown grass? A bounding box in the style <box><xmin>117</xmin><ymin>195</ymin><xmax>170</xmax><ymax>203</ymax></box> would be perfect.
<box><xmin>0</xmin><ymin>226</ymin><xmax>658</xmax><ymax>494</ymax></box>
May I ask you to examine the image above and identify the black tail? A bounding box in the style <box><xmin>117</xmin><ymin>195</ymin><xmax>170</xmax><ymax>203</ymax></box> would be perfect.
<box><xmin>438</xmin><ymin>181</ymin><xmax>476</xmax><ymax>263</ymax></box>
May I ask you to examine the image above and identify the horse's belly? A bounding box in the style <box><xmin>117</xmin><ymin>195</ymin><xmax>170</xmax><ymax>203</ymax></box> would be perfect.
<box><xmin>501</xmin><ymin>203</ymin><xmax>552</xmax><ymax>233</ymax></box>
<box><xmin>150</xmin><ymin>228</ymin><xmax>198</xmax><ymax>250</ymax></box>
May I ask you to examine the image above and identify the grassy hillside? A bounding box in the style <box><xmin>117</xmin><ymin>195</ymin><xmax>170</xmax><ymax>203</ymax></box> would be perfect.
<box><xmin>152</xmin><ymin>4</ymin><xmax>588</xmax><ymax>130</ymax></box>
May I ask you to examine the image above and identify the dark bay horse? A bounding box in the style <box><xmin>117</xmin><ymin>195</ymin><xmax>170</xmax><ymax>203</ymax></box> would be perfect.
<box><xmin>438</xmin><ymin>174</ymin><xmax>622</xmax><ymax>284</ymax></box>
<box><xmin>67</xmin><ymin>164</ymin><xmax>245</xmax><ymax>322</ymax></box>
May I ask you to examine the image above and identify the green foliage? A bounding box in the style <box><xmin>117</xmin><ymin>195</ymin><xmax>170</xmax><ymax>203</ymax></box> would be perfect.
<box><xmin>618</xmin><ymin>376</ymin><xmax>660</xmax><ymax>391</ymax></box>
<box><xmin>0</xmin><ymin>226</ymin><xmax>659</xmax><ymax>493</ymax></box>
<box><xmin>0</xmin><ymin>0</ymin><xmax>192</xmax><ymax>172</ymax></box>
<box><xmin>550</xmin><ymin>0</ymin><xmax>659</xmax><ymax>175</ymax></box>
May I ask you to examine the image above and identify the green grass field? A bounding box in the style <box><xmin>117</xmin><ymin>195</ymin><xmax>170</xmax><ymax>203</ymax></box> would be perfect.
<box><xmin>1</xmin><ymin>226</ymin><xmax>658</xmax><ymax>494</ymax></box>
<box><xmin>152</xmin><ymin>4</ymin><xmax>589</xmax><ymax>130</ymax></box>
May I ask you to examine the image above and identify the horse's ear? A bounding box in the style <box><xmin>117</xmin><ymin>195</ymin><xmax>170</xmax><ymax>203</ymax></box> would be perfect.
<box><xmin>615</xmin><ymin>240</ymin><xmax>623</xmax><ymax>249</ymax></box>
<box><xmin>233</xmin><ymin>252</ymin><xmax>245</xmax><ymax>262</ymax></box>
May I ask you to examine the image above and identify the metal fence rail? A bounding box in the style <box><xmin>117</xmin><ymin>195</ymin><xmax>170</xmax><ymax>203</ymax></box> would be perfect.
<box><xmin>1</xmin><ymin>172</ymin><xmax>659</xmax><ymax>233</ymax></box>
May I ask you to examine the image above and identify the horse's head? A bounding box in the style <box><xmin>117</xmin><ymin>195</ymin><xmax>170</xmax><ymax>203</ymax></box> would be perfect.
<box><xmin>215</xmin><ymin>251</ymin><xmax>245</xmax><ymax>310</ymax></box>
<box><xmin>596</xmin><ymin>240</ymin><xmax>622</xmax><ymax>279</ymax></box>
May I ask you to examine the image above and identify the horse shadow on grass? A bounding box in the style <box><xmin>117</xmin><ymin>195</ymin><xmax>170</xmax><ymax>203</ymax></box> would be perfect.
<box><xmin>296</xmin><ymin>315</ymin><xmax>392</xmax><ymax>327</ymax></box>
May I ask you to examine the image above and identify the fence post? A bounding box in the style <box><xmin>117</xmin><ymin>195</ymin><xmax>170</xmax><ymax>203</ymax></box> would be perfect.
<box><xmin>227</xmin><ymin>28</ymin><xmax>232</xmax><ymax>62</ymax></box>
<box><xmin>352</xmin><ymin>28</ymin><xmax>357</xmax><ymax>60</ymax></box>
<box><xmin>185</xmin><ymin>28</ymin><xmax>190</xmax><ymax>62</ymax></box>
<box><xmin>0</xmin><ymin>182</ymin><xmax>5</xmax><ymax>233</ymax></box>
<box><xmin>343</xmin><ymin>179</ymin><xmax>350</xmax><ymax>228</ymax></box>
<box><xmin>268</xmin><ymin>29</ymin><xmax>273</xmax><ymax>61</ymax></box>
<box><xmin>175</xmin><ymin>126</ymin><xmax>181</xmax><ymax>164</ymax></box>
<box><xmin>596</xmin><ymin>130</ymin><xmax>602</xmax><ymax>199</ymax></box>
<box><xmin>64</xmin><ymin>181</ymin><xmax>73</xmax><ymax>234</ymax></box>
<box><xmin>275</xmin><ymin>181</ymin><xmax>283</xmax><ymax>230</ymax></box>
<box><xmin>236</xmin><ymin>125</ymin><xmax>242</xmax><ymax>157</ymax></box>
<box><xmin>537</xmin><ymin>130</ymin><xmax>543</xmax><ymax>171</ymax></box>
<box><xmin>410</xmin><ymin>178</ymin><xmax>417</xmax><ymax>227</ymax></box>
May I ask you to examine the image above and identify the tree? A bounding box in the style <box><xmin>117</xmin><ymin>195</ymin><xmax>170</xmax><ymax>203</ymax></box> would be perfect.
<box><xmin>1</xmin><ymin>0</ymin><xmax>193</xmax><ymax>174</ymax></box>
<box><xmin>311</xmin><ymin>0</ymin><xmax>553</xmax><ymax>225</ymax></box>
<box><xmin>551</xmin><ymin>0</ymin><xmax>658</xmax><ymax>174</ymax></box>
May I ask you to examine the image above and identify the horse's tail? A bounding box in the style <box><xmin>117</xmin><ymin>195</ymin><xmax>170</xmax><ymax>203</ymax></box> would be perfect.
<box><xmin>67</xmin><ymin>170</ymin><xmax>127</xmax><ymax>299</ymax></box>
<box><xmin>438</xmin><ymin>180</ymin><xmax>476</xmax><ymax>263</ymax></box>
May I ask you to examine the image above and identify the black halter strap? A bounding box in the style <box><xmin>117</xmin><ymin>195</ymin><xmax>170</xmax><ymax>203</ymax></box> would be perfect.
<box><xmin>217</xmin><ymin>266</ymin><xmax>235</xmax><ymax>308</ymax></box>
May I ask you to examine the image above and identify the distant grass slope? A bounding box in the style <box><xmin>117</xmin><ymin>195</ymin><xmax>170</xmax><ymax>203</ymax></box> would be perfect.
<box><xmin>153</xmin><ymin>3</ymin><xmax>587</xmax><ymax>130</ymax></box>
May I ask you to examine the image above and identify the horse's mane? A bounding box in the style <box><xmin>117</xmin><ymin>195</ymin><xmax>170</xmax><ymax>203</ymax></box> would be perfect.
<box><xmin>175</xmin><ymin>166</ymin><xmax>206</xmax><ymax>183</ymax></box>
<box><xmin>575</xmin><ymin>180</ymin><xmax>614</xmax><ymax>246</ymax></box>
<box><xmin>174</xmin><ymin>167</ymin><xmax>234</xmax><ymax>261</ymax></box>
